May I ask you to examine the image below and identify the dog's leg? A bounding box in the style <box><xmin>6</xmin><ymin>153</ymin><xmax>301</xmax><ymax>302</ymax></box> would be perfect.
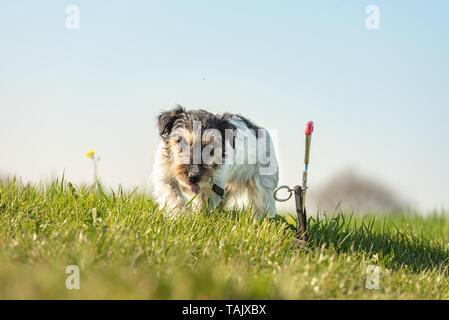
<box><xmin>246</xmin><ymin>173</ymin><xmax>278</xmax><ymax>219</ymax></box>
<box><xmin>152</xmin><ymin>166</ymin><xmax>186</xmax><ymax>216</ymax></box>
<box><xmin>153</xmin><ymin>179</ymin><xmax>187</xmax><ymax>217</ymax></box>
<box><xmin>152</xmin><ymin>142</ymin><xmax>188</xmax><ymax>217</ymax></box>
<box><xmin>190</xmin><ymin>187</ymin><xmax>222</xmax><ymax>212</ymax></box>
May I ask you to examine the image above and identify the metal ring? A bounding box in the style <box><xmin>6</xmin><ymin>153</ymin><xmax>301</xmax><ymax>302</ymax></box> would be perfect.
<box><xmin>273</xmin><ymin>185</ymin><xmax>293</xmax><ymax>202</ymax></box>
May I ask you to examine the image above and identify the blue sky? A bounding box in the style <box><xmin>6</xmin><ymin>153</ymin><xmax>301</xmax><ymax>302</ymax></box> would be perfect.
<box><xmin>1</xmin><ymin>1</ymin><xmax>448</xmax><ymax>211</ymax></box>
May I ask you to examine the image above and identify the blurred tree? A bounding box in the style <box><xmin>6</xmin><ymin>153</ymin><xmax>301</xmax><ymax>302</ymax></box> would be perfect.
<box><xmin>313</xmin><ymin>169</ymin><xmax>405</xmax><ymax>214</ymax></box>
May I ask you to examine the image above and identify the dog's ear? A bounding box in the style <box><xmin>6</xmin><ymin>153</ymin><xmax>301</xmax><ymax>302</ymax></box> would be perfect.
<box><xmin>157</xmin><ymin>106</ymin><xmax>185</xmax><ymax>138</ymax></box>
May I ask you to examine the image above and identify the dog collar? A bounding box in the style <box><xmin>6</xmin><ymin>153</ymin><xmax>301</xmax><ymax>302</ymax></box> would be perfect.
<box><xmin>212</xmin><ymin>183</ymin><xmax>224</xmax><ymax>198</ymax></box>
<box><xmin>210</xmin><ymin>176</ymin><xmax>225</xmax><ymax>198</ymax></box>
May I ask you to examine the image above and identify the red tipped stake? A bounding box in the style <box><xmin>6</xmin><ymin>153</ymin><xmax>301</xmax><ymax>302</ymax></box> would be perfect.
<box><xmin>305</xmin><ymin>121</ymin><xmax>314</xmax><ymax>136</ymax></box>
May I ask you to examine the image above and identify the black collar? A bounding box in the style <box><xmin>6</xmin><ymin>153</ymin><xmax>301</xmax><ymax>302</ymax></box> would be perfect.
<box><xmin>212</xmin><ymin>183</ymin><xmax>224</xmax><ymax>198</ymax></box>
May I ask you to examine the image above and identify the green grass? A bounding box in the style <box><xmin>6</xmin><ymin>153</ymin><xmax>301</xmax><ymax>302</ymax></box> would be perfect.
<box><xmin>0</xmin><ymin>178</ymin><xmax>448</xmax><ymax>299</ymax></box>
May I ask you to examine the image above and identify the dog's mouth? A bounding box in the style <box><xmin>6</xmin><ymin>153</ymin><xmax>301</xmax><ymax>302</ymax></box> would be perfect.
<box><xmin>187</xmin><ymin>183</ymin><xmax>200</xmax><ymax>194</ymax></box>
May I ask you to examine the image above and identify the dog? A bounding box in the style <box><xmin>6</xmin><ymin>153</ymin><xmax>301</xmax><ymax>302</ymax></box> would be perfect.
<box><xmin>152</xmin><ymin>105</ymin><xmax>279</xmax><ymax>219</ymax></box>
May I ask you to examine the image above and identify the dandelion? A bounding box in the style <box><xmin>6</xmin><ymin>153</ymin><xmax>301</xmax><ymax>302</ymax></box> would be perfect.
<box><xmin>85</xmin><ymin>150</ymin><xmax>100</xmax><ymax>184</ymax></box>
<box><xmin>86</xmin><ymin>150</ymin><xmax>95</xmax><ymax>159</ymax></box>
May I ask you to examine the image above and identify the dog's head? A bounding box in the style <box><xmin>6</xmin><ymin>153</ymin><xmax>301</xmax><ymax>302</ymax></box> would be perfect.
<box><xmin>157</xmin><ymin>105</ymin><xmax>235</xmax><ymax>194</ymax></box>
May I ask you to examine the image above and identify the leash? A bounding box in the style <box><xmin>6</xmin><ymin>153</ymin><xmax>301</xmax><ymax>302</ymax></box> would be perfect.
<box><xmin>273</xmin><ymin>121</ymin><xmax>314</xmax><ymax>241</ymax></box>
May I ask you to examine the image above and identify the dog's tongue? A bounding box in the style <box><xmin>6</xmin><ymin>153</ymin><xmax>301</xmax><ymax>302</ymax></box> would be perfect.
<box><xmin>188</xmin><ymin>183</ymin><xmax>200</xmax><ymax>194</ymax></box>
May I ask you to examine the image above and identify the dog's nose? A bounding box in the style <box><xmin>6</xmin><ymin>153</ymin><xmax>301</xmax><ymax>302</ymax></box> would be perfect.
<box><xmin>188</xmin><ymin>173</ymin><xmax>201</xmax><ymax>184</ymax></box>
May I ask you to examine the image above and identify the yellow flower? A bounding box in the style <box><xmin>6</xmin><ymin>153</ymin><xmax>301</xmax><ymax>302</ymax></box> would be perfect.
<box><xmin>86</xmin><ymin>150</ymin><xmax>95</xmax><ymax>158</ymax></box>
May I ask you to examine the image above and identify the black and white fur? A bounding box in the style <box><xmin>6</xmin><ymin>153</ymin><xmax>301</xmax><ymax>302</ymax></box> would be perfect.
<box><xmin>152</xmin><ymin>106</ymin><xmax>278</xmax><ymax>219</ymax></box>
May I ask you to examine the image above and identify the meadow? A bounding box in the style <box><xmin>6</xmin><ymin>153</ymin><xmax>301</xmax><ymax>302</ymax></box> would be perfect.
<box><xmin>0</xmin><ymin>178</ymin><xmax>448</xmax><ymax>299</ymax></box>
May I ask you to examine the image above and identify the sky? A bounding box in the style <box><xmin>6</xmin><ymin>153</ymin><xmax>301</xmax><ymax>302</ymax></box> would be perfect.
<box><xmin>1</xmin><ymin>1</ymin><xmax>448</xmax><ymax>212</ymax></box>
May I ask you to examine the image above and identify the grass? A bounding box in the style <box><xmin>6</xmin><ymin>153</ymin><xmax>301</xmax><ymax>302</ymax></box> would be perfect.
<box><xmin>0</xmin><ymin>178</ymin><xmax>448</xmax><ymax>299</ymax></box>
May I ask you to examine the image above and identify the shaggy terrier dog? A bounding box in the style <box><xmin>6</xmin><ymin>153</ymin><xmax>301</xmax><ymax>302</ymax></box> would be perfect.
<box><xmin>152</xmin><ymin>106</ymin><xmax>279</xmax><ymax>219</ymax></box>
